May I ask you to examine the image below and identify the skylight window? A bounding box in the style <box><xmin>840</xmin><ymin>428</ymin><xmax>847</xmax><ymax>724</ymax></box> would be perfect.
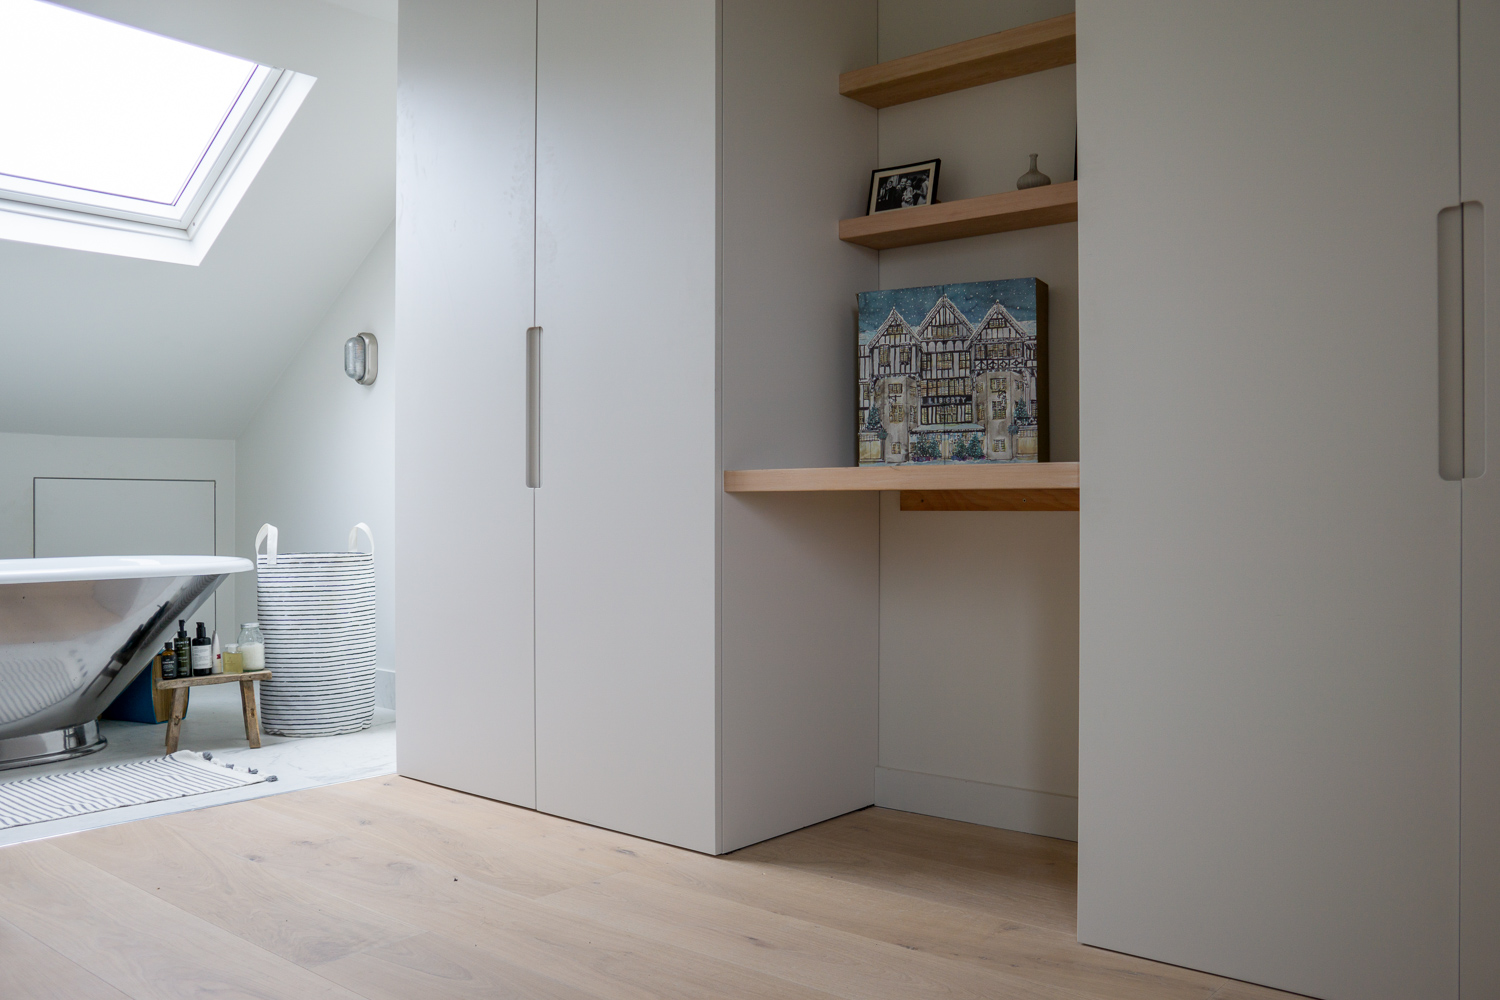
<box><xmin>0</xmin><ymin>0</ymin><xmax>315</xmax><ymax>264</ymax></box>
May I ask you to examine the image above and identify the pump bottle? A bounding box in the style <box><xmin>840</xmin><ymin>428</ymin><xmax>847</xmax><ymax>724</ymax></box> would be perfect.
<box><xmin>173</xmin><ymin>621</ymin><xmax>192</xmax><ymax>680</ymax></box>
<box><xmin>191</xmin><ymin>622</ymin><xmax>213</xmax><ymax>677</ymax></box>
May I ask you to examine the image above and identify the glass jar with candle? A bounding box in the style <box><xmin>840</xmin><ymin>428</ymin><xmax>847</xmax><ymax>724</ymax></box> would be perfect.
<box><xmin>237</xmin><ymin>622</ymin><xmax>265</xmax><ymax>673</ymax></box>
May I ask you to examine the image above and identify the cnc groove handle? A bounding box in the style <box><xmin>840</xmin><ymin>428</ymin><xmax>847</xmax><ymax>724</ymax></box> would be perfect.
<box><xmin>1463</xmin><ymin>202</ymin><xmax>1485</xmax><ymax>479</ymax></box>
<box><xmin>1439</xmin><ymin>203</ymin><xmax>1485</xmax><ymax>480</ymax></box>
<box><xmin>527</xmin><ymin>326</ymin><xmax>542</xmax><ymax>488</ymax></box>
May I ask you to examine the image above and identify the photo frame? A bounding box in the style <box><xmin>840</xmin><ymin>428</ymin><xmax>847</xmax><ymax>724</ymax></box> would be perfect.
<box><xmin>867</xmin><ymin>159</ymin><xmax>940</xmax><ymax>214</ymax></box>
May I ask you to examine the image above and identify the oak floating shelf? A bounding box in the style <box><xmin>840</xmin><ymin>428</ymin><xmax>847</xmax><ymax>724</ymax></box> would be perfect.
<box><xmin>839</xmin><ymin>181</ymin><xmax>1077</xmax><ymax>250</ymax></box>
<box><xmin>724</xmin><ymin>463</ymin><xmax>1079</xmax><ymax>512</ymax></box>
<box><xmin>839</xmin><ymin>13</ymin><xmax>1076</xmax><ymax>109</ymax></box>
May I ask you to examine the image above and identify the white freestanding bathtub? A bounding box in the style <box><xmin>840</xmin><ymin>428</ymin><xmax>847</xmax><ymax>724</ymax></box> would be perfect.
<box><xmin>0</xmin><ymin>555</ymin><xmax>252</xmax><ymax>769</ymax></box>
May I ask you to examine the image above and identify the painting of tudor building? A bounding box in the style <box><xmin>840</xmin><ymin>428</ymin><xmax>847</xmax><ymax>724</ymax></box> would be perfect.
<box><xmin>857</xmin><ymin>278</ymin><xmax>1048</xmax><ymax>465</ymax></box>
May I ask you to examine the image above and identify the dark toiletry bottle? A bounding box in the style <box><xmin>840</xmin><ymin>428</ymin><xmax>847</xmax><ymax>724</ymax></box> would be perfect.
<box><xmin>173</xmin><ymin>621</ymin><xmax>192</xmax><ymax>680</ymax></box>
<box><xmin>160</xmin><ymin>642</ymin><xmax>178</xmax><ymax>681</ymax></box>
<box><xmin>191</xmin><ymin>622</ymin><xmax>213</xmax><ymax>677</ymax></box>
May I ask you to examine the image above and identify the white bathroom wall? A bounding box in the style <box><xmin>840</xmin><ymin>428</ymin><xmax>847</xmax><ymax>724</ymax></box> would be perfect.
<box><xmin>0</xmin><ymin>433</ymin><xmax>238</xmax><ymax>638</ymax></box>
<box><xmin>874</xmin><ymin>0</ymin><xmax>1080</xmax><ymax>840</ymax></box>
<box><xmin>1</xmin><ymin>0</ymin><xmax>394</xmax><ymax>440</ymax></box>
<box><xmin>236</xmin><ymin>225</ymin><xmax>395</xmax><ymax>706</ymax></box>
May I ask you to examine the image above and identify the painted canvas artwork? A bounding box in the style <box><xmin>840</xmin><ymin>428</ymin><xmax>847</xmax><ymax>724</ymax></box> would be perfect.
<box><xmin>857</xmin><ymin>278</ymin><xmax>1048</xmax><ymax>465</ymax></box>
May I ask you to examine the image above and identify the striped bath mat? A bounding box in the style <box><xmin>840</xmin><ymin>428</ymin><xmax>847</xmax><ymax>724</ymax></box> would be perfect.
<box><xmin>0</xmin><ymin>751</ymin><xmax>267</xmax><ymax>829</ymax></box>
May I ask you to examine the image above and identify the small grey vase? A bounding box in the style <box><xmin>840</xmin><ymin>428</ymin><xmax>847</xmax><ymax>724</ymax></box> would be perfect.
<box><xmin>1017</xmin><ymin>154</ymin><xmax>1051</xmax><ymax>190</ymax></box>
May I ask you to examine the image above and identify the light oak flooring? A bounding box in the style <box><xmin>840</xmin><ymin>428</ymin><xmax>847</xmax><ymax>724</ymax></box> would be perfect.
<box><xmin>0</xmin><ymin>775</ymin><xmax>1303</xmax><ymax>1000</ymax></box>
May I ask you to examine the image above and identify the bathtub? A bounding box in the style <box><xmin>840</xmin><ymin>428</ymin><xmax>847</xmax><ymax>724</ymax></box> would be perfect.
<box><xmin>0</xmin><ymin>555</ymin><xmax>252</xmax><ymax>770</ymax></box>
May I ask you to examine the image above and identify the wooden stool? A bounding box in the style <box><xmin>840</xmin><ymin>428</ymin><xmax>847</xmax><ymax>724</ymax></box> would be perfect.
<box><xmin>157</xmin><ymin>671</ymin><xmax>272</xmax><ymax>754</ymax></box>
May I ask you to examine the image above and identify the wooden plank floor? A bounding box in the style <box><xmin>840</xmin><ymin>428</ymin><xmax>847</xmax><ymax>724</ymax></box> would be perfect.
<box><xmin>0</xmin><ymin>776</ymin><xmax>1305</xmax><ymax>1000</ymax></box>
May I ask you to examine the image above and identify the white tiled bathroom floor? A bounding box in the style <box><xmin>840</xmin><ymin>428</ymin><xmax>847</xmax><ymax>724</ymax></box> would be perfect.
<box><xmin>0</xmin><ymin>683</ymin><xmax>395</xmax><ymax>847</ymax></box>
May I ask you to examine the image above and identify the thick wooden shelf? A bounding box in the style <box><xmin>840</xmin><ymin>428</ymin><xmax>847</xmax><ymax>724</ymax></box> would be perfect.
<box><xmin>840</xmin><ymin>181</ymin><xmax>1077</xmax><ymax>250</ymax></box>
<box><xmin>724</xmin><ymin>463</ymin><xmax>1079</xmax><ymax>511</ymax></box>
<box><xmin>839</xmin><ymin>14</ymin><xmax>1075</xmax><ymax>109</ymax></box>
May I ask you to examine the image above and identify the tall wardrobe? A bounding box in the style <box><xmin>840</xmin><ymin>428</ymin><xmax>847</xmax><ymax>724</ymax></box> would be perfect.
<box><xmin>397</xmin><ymin>1</ymin><xmax>1499</xmax><ymax>997</ymax></box>
<box><xmin>1077</xmin><ymin>3</ymin><xmax>1498</xmax><ymax>999</ymax></box>
<box><xmin>394</xmin><ymin>0</ymin><xmax>881</xmax><ymax>855</ymax></box>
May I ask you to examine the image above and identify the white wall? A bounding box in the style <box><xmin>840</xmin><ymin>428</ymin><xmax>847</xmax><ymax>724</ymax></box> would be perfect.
<box><xmin>0</xmin><ymin>433</ymin><xmax>238</xmax><ymax>638</ymax></box>
<box><xmin>873</xmin><ymin>0</ymin><xmax>1079</xmax><ymax>841</ymax></box>
<box><xmin>236</xmin><ymin>225</ymin><xmax>395</xmax><ymax>705</ymax></box>
<box><xmin>0</xmin><ymin>0</ymin><xmax>394</xmax><ymax>440</ymax></box>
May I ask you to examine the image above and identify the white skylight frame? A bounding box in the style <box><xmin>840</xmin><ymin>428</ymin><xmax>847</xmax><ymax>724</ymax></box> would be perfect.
<box><xmin>0</xmin><ymin>64</ymin><xmax>279</xmax><ymax>231</ymax></box>
<box><xmin>0</xmin><ymin>2</ymin><xmax>315</xmax><ymax>265</ymax></box>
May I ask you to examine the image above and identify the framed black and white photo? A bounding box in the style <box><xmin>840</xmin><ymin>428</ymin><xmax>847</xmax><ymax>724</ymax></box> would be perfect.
<box><xmin>867</xmin><ymin>159</ymin><xmax>940</xmax><ymax>214</ymax></box>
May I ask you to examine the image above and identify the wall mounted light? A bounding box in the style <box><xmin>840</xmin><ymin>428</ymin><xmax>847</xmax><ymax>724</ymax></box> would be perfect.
<box><xmin>344</xmin><ymin>332</ymin><xmax>378</xmax><ymax>385</ymax></box>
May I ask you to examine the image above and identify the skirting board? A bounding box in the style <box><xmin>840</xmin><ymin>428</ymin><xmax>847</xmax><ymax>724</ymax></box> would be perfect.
<box><xmin>375</xmin><ymin>669</ymin><xmax>396</xmax><ymax>711</ymax></box>
<box><xmin>874</xmin><ymin>766</ymin><xmax>1077</xmax><ymax>841</ymax></box>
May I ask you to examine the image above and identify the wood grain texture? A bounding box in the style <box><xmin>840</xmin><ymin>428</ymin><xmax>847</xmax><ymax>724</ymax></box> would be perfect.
<box><xmin>0</xmin><ymin>840</ymin><xmax>364</xmax><ymax>999</ymax></box>
<box><xmin>157</xmin><ymin>799</ymin><xmax>839</xmax><ymax>1000</ymax></box>
<box><xmin>541</xmin><ymin>870</ymin><xmax>1087</xmax><ymax>1000</ymax></box>
<box><xmin>0</xmin><ymin>914</ymin><xmax>133</xmax><ymax>1000</ymax></box>
<box><xmin>725</xmin><ymin>461</ymin><xmax>1079</xmax><ymax>493</ymax></box>
<box><xmin>239</xmin><ymin>678</ymin><xmax>261</xmax><ymax>748</ymax></box>
<box><xmin>150</xmin><ymin>655</ymin><xmax>174</xmax><ymax>724</ymax></box>
<box><xmin>736</xmin><ymin>822</ymin><xmax>1078</xmax><ymax>935</ymax></box>
<box><xmin>163</xmin><ymin>686</ymin><xmax>186</xmax><ymax>753</ymax></box>
<box><xmin>839</xmin><ymin>182</ymin><xmax>1077</xmax><ymax>249</ymax></box>
<box><xmin>311</xmin><ymin>932</ymin><xmax>604</xmax><ymax>1000</ymax></box>
<box><xmin>52</xmin><ymin>819</ymin><xmax>423</xmax><ymax>968</ymax></box>
<box><xmin>1</xmin><ymin>775</ymin><xmax>1303</xmax><ymax>1000</ymax></box>
<box><xmin>252</xmin><ymin>784</ymin><xmax>623</xmax><ymax>899</ymax></box>
<box><xmin>301</xmin><ymin>781</ymin><xmax>1221</xmax><ymax>1000</ymax></box>
<box><xmin>900</xmin><ymin>487</ymin><xmax>1079</xmax><ymax>511</ymax></box>
<box><xmin>158</xmin><ymin>669</ymin><xmax>270</xmax><ymax>689</ymax></box>
<box><xmin>839</xmin><ymin>13</ymin><xmax>1075</xmax><ymax>108</ymax></box>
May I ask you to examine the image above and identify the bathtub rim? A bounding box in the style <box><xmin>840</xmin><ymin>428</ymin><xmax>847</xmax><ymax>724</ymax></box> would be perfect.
<box><xmin>0</xmin><ymin>556</ymin><xmax>252</xmax><ymax>586</ymax></box>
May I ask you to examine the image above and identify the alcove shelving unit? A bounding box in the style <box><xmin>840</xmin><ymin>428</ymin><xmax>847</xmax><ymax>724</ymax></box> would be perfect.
<box><xmin>837</xmin><ymin>12</ymin><xmax>1078</xmax><ymax>249</ymax></box>
<box><xmin>724</xmin><ymin>12</ymin><xmax>1080</xmax><ymax>511</ymax></box>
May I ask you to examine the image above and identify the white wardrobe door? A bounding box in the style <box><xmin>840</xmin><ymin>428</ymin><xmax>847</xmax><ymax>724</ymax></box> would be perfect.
<box><xmin>1461</xmin><ymin>2</ymin><xmax>1500</xmax><ymax>996</ymax></box>
<box><xmin>1077</xmin><ymin>4</ymin><xmax>1460</xmax><ymax>999</ymax></box>
<box><xmin>535</xmin><ymin>0</ymin><xmax>719</xmax><ymax>852</ymax></box>
<box><xmin>394</xmin><ymin>0</ymin><xmax>538</xmax><ymax>807</ymax></box>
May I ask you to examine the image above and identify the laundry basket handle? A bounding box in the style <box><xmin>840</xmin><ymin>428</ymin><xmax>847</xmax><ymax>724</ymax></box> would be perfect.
<box><xmin>348</xmin><ymin>523</ymin><xmax>374</xmax><ymax>557</ymax></box>
<box><xmin>256</xmin><ymin>523</ymin><xmax>279</xmax><ymax>567</ymax></box>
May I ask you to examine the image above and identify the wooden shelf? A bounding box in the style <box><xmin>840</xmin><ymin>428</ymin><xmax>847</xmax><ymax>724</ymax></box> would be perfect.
<box><xmin>839</xmin><ymin>14</ymin><xmax>1075</xmax><ymax>109</ymax></box>
<box><xmin>840</xmin><ymin>181</ymin><xmax>1076</xmax><ymax>250</ymax></box>
<box><xmin>724</xmin><ymin>463</ymin><xmax>1079</xmax><ymax>511</ymax></box>
<box><xmin>158</xmin><ymin>670</ymin><xmax>270</xmax><ymax>690</ymax></box>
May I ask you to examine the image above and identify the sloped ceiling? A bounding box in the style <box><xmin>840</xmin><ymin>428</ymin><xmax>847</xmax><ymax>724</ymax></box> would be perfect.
<box><xmin>0</xmin><ymin>0</ymin><xmax>395</xmax><ymax>439</ymax></box>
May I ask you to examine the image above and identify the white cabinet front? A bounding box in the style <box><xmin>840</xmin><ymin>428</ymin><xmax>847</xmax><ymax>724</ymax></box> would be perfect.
<box><xmin>1078</xmin><ymin>3</ymin><xmax>1462</xmax><ymax>998</ymax></box>
<box><xmin>395</xmin><ymin>0</ymin><xmax>539</xmax><ymax>808</ymax></box>
<box><xmin>533</xmin><ymin>0</ymin><xmax>720</xmax><ymax>853</ymax></box>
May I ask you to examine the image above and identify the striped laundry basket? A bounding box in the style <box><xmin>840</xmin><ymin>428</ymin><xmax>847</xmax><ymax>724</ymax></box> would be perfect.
<box><xmin>254</xmin><ymin>523</ymin><xmax>376</xmax><ymax>736</ymax></box>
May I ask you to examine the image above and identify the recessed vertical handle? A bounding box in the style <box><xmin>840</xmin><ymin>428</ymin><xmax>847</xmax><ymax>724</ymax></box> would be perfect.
<box><xmin>526</xmin><ymin>325</ymin><xmax>541</xmax><ymax>488</ymax></box>
<box><xmin>1440</xmin><ymin>206</ymin><xmax>1464</xmax><ymax>481</ymax></box>
<box><xmin>1464</xmin><ymin>202</ymin><xmax>1485</xmax><ymax>479</ymax></box>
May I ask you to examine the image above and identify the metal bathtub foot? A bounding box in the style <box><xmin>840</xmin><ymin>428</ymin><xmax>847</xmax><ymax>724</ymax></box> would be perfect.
<box><xmin>0</xmin><ymin>722</ymin><xmax>107</xmax><ymax>771</ymax></box>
